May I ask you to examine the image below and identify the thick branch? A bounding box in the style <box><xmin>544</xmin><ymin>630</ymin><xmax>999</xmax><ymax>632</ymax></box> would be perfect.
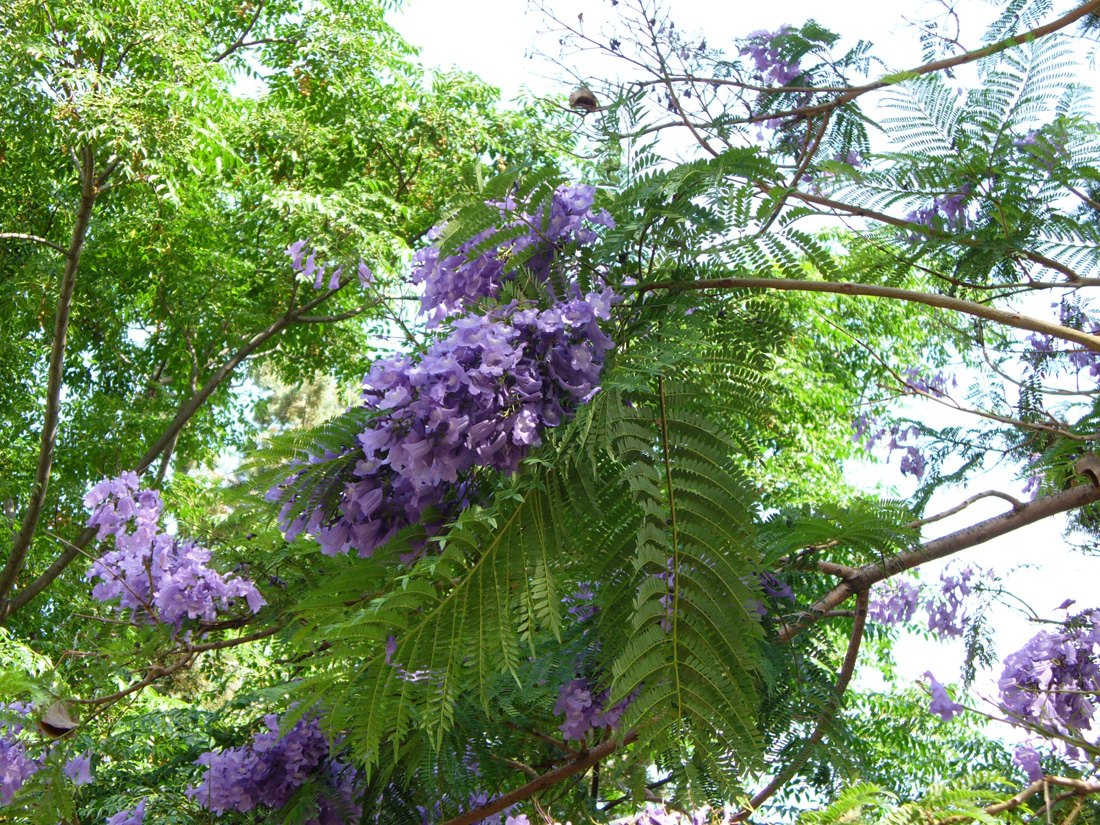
<box><xmin>0</xmin><ymin>232</ymin><xmax>69</xmax><ymax>255</ymax></box>
<box><xmin>780</xmin><ymin>482</ymin><xmax>1100</xmax><ymax>641</ymax></box>
<box><xmin>640</xmin><ymin>277</ymin><xmax>1100</xmax><ymax>352</ymax></box>
<box><xmin>0</xmin><ymin>148</ymin><xmax>97</xmax><ymax>603</ymax></box>
<box><xmin>438</xmin><ymin>732</ymin><xmax>638</xmax><ymax>825</ymax></box>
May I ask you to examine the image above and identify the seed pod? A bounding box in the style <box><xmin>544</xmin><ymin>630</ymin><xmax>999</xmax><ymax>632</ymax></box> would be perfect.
<box><xmin>569</xmin><ymin>86</ymin><xmax>600</xmax><ymax>113</ymax></box>
<box><xmin>37</xmin><ymin>700</ymin><xmax>78</xmax><ymax>739</ymax></box>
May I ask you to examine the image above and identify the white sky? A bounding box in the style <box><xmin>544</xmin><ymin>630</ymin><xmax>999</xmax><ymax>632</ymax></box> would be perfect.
<box><xmin>389</xmin><ymin>0</ymin><xmax>1100</xmax><ymax>718</ymax></box>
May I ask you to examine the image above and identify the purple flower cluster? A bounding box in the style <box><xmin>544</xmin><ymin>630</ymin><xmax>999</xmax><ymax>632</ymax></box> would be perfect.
<box><xmin>277</xmin><ymin>290</ymin><xmax>618</xmax><ymax>559</ymax></box>
<box><xmin>63</xmin><ymin>752</ymin><xmax>92</xmax><ymax>786</ymax></box>
<box><xmin>1026</xmin><ymin>301</ymin><xmax>1100</xmax><ymax>380</ymax></box>
<box><xmin>564</xmin><ymin>583</ymin><xmax>598</xmax><ymax>622</ymax></box>
<box><xmin>998</xmin><ymin>611</ymin><xmax>1100</xmax><ymax>738</ymax></box>
<box><xmin>905</xmin><ymin>185</ymin><xmax>970</xmax><ymax>238</ymax></box>
<box><xmin>0</xmin><ymin>738</ymin><xmax>35</xmax><ymax>807</ymax></box>
<box><xmin>868</xmin><ymin>566</ymin><xmax>987</xmax><ymax>638</ymax></box>
<box><xmin>868</xmin><ymin>579</ymin><xmax>920</xmax><ymax>625</ymax></box>
<box><xmin>740</xmin><ymin>27</ymin><xmax>801</xmax><ymax>86</ymax></box>
<box><xmin>284</xmin><ymin>240</ymin><xmax>370</xmax><ymax>291</ymax></box>
<box><xmin>0</xmin><ymin>703</ymin><xmax>36</xmax><ymax>806</ymax></box>
<box><xmin>106</xmin><ymin>799</ymin><xmax>146</xmax><ymax>825</ymax></box>
<box><xmin>926</xmin><ymin>565</ymin><xmax>983</xmax><ymax>638</ymax></box>
<box><xmin>554</xmin><ymin>679</ymin><xmax>633</xmax><ymax>741</ymax></box>
<box><xmin>925</xmin><ymin>671</ymin><xmax>965</xmax><ymax>721</ymax></box>
<box><xmin>902</xmin><ymin>367</ymin><xmax>953</xmax><ymax>398</ymax></box>
<box><xmin>273</xmin><ymin>184</ymin><xmax>619</xmax><ymax>559</ymax></box>
<box><xmin>188</xmin><ymin>712</ymin><xmax>360</xmax><ymax>823</ymax></box>
<box><xmin>855</xmin><ymin>417</ymin><xmax>928</xmax><ymax>481</ymax></box>
<box><xmin>410</xmin><ymin>184</ymin><xmax>614</xmax><ymax>328</ymax></box>
<box><xmin>85</xmin><ymin>473</ymin><xmax>266</xmax><ymax>628</ymax></box>
<box><xmin>1013</xmin><ymin>744</ymin><xmax>1044</xmax><ymax>781</ymax></box>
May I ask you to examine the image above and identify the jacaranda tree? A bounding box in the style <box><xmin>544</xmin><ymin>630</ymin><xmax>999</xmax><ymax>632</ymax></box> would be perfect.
<box><xmin>4</xmin><ymin>0</ymin><xmax>1100</xmax><ymax>823</ymax></box>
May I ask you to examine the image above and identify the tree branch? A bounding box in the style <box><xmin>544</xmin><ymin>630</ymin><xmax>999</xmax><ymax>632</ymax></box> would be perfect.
<box><xmin>70</xmin><ymin>624</ymin><xmax>282</xmax><ymax>707</ymax></box>
<box><xmin>0</xmin><ymin>232</ymin><xmax>69</xmax><ymax>255</ymax></box>
<box><xmin>639</xmin><ymin>277</ymin><xmax>1100</xmax><ymax>352</ymax></box>
<box><xmin>212</xmin><ymin>0</ymin><xmax>266</xmax><ymax>63</ymax></box>
<box><xmin>779</xmin><ymin>481</ymin><xmax>1100</xmax><ymax>641</ymax></box>
<box><xmin>726</xmin><ymin>0</ymin><xmax>1100</xmax><ymax>128</ymax></box>
<box><xmin>0</xmin><ymin>147</ymin><xmax>98</xmax><ymax>604</ymax></box>
<box><xmin>938</xmin><ymin>776</ymin><xmax>1100</xmax><ymax>824</ymax></box>
<box><xmin>732</xmin><ymin>591</ymin><xmax>869</xmax><ymax>822</ymax></box>
<box><xmin>437</xmin><ymin>732</ymin><xmax>639</xmax><ymax>825</ymax></box>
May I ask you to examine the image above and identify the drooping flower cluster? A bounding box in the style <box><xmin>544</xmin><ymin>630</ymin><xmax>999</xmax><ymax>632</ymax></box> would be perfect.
<box><xmin>905</xmin><ymin>185</ymin><xmax>971</xmax><ymax>238</ymax></box>
<box><xmin>284</xmin><ymin>240</ymin><xmax>375</xmax><ymax>291</ymax></box>
<box><xmin>0</xmin><ymin>704</ymin><xmax>36</xmax><ymax>807</ymax></box>
<box><xmin>925</xmin><ymin>671</ymin><xmax>965</xmax><ymax>721</ymax></box>
<box><xmin>867</xmin><ymin>579</ymin><xmax>920</xmax><ymax>625</ymax></box>
<box><xmin>740</xmin><ymin>27</ymin><xmax>801</xmax><ymax>86</ymax></box>
<box><xmin>275</xmin><ymin>184</ymin><xmax>619</xmax><ymax>560</ymax></box>
<box><xmin>854</xmin><ymin>417</ymin><xmax>928</xmax><ymax>481</ymax></box>
<box><xmin>998</xmin><ymin>610</ymin><xmax>1100</xmax><ymax>739</ymax></box>
<box><xmin>106</xmin><ymin>799</ymin><xmax>146</xmax><ymax>825</ymax></box>
<box><xmin>85</xmin><ymin>473</ymin><xmax>265</xmax><ymax>627</ymax></box>
<box><xmin>1025</xmin><ymin>299</ymin><xmax>1100</xmax><ymax>381</ymax></box>
<box><xmin>410</xmin><ymin>184</ymin><xmax>614</xmax><ymax>328</ymax></box>
<box><xmin>188</xmin><ymin>712</ymin><xmax>360</xmax><ymax>823</ymax></box>
<box><xmin>868</xmin><ymin>566</ymin><xmax>987</xmax><ymax>638</ymax></box>
<box><xmin>925</xmin><ymin>565</ymin><xmax>983</xmax><ymax>638</ymax></box>
<box><xmin>0</xmin><ymin>745</ymin><xmax>34</xmax><ymax>807</ymax></box>
<box><xmin>554</xmin><ymin>679</ymin><xmax>633</xmax><ymax>741</ymax></box>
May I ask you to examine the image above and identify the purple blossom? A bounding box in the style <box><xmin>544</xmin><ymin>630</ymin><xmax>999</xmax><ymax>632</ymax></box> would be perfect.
<box><xmin>411</xmin><ymin>184</ymin><xmax>615</xmax><ymax>328</ymax></box>
<box><xmin>905</xmin><ymin>186</ymin><xmax>971</xmax><ymax>240</ymax></box>
<box><xmin>565</xmin><ymin>583</ymin><xmax>599</xmax><ymax>622</ymax></box>
<box><xmin>554</xmin><ymin>679</ymin><xmax>634</xmax><ymax>741</ymax></box>
<box><xmin>64</xmin><ymin>752</ymin><xmax>93</xmax><ymax>786</ymax></box>
<box><xmin>106</xmin><ymin>799</ymin><xmax>146</xmax><ymax>825</ymax></box>
<box><xmin>1013</xmin><ymin>744</ymin><xmax>1044</xmax><ymax>782</ymax></box>
<box><xmin>740</xmin><ymin>27</ymin><xmax>801</xmax><ymax>86</ymax></box>
<box><xmin>925</xmin><ymin>672</ymin><xmax>964</xmax><ymax>721</ymax></box>
<box><xmin>358</xmin><ymin>259</ymin><xmax>374</xmax><ymax>287</ymax></box>
<box><xmin>188</xmin><ymin>712</ymin><xmax>360</xmax><ymax>822</ymax></box>
<box><xmin>276</xmin><ymin>291</ymin><xmax>618</xmax><ymax>559</ymax></box>
<box><xmin>998</xmin><ymin>611</ymin><xmax>1100</xmax><ymax>737</ymax></box>
<box><xmin>84</xmin><ymin>475</ymin><xmax>265</xmax><ymax>628</ymax></box>
<box><xmin>759</xmin><ymin>572</ymin><xmax>794</xmax><ymax>601</ymax></box>
<box><xmin>0</xmin><ymin>736</ymin><xmax>37</xmax><ymax>806</ymax></box>
<box><xmin>925</xmin><ymin>565</ymin><xmax>984</xmax><ymax>638</ymax></box>
<box><xmin>868</xmin><ymin>580</ymin><xmax>920</xmax><ymax>625</ymax></box>
<box><xmin>902</xmin><ymin>367</ymin><xmax>953</xmax><ymax>398</ymax></box>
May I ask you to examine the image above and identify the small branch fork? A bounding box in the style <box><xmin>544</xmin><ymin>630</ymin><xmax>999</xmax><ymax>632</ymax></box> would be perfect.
<box><xmin>938</xmin><ymin>776</ymin><xmax>1100</xmax><ymax>824</ymax></box>
<box><xmin>0</xmin><ymin>278</ymin><xmax>351</xmax><ymax>620</ymax></box>
<box><xmin>779</xmin><ymin>481</ymin><xmax>1100</xmax><ymax>642</ymax></box>
<box><xmin>69</xmin><ymin>624</ymin><xmax>282</xmax><ymax>708</ymax></box>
